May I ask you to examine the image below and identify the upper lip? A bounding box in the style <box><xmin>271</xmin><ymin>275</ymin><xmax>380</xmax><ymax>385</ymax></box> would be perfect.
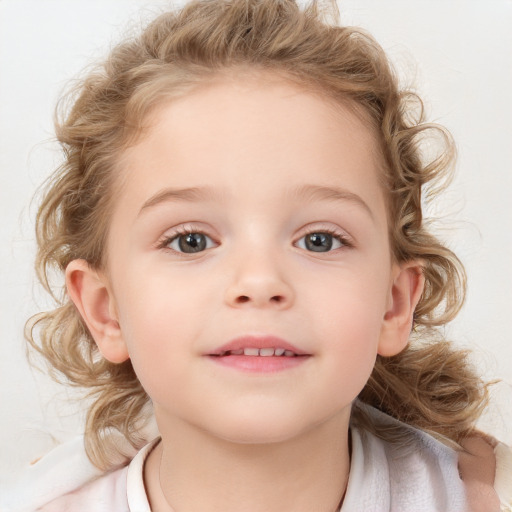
<box><xmin>208</xmin><ymin>335</ymin><xmax>309</xmax><ymax>356</ymax></box>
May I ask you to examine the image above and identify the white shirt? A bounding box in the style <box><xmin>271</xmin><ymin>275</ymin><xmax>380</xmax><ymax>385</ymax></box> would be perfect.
<box><xmin>4</xmin><ymin>406</ymin><xmax>511</xmax><ymax>511</ymax></box>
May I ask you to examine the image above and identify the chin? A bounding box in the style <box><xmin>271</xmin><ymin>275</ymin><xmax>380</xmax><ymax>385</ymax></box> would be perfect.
<box><xmin>216</xmin><ymin>424</ymin><xmax>306</xmax><ymax>446</ymax></box>
<box><xmin>203</xmin><ymin>408</ymin><xmax>329</xmax><ymax>446</ymax></box>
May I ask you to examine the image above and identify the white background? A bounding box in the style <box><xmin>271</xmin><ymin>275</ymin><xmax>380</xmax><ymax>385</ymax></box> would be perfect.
<box><xmin>1</xmin><ymin>0</ymin><xmax>511</xmax><ymax>488</ymax></box>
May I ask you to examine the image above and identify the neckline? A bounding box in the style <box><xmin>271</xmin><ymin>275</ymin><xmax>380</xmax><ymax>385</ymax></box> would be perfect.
<box><xmin>127</xmin><ymin>437</ymin><xmax>162</xmax><ymax>511</ymax></box>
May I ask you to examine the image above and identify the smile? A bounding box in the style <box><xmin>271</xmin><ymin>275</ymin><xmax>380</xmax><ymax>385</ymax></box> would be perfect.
<box><xmin>207</xmin><ymin>335</ymin><xmax>310</xmax><ymax>373</ymax></box>
<box><xmin>209</xmin><ymin>335</ymin><xmax>309</xmax><ymax>357</ymax></box>
<box><xmin>217</xmin><ymin>348</ymin><xmax>298</xmax><ymax>357</ymax></box>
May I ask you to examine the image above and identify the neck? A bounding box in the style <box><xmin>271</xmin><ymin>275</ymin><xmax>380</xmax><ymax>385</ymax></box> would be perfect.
<box><xmin>144</xmin><ymin>412</ymin><xmax>351</xmax><ymax>512</ymax></box>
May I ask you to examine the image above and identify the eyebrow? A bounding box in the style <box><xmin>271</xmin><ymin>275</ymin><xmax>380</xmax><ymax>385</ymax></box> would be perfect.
<box><xmin>139</xmin><ymin>183</ymin><xmax>374</xmax><ymax>220</ymax></box>
<box><xmin>291</xmin><ymin>184</ymin><xmax>374</xmax><ymax>220</ymax></box>
<box><xmin>139</xmin><ymin>186</ymin><xmax>221</xmax><ymax>214</ymax></box>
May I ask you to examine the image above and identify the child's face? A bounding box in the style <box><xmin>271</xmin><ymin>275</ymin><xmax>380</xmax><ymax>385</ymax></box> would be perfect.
<box><xmin>97</xmin><ymin>76</ymin><xmax>405</xmax><ymax>443</ymax></box>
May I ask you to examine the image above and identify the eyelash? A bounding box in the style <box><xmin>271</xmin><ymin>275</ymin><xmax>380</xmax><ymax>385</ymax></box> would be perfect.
<box><xmin>156</xmin><ymin>225</ymin><xmax>217</xmax><ymax>253</ymax></box>
<box><xmin>156</xmin><ymin>224</ymin><xmax>353</xmax><ymax>255</ymax></box>
<box><xmin>295</xmin><ymin>226</ymin><xmax>353</xmax><ymax>251</ymax></box>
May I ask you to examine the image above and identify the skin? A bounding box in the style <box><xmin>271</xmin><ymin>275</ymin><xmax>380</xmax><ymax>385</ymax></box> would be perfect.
<box><xmin>459</xmin><ymin>435</ymin><xmax>500</xmax><ymax>512</ymax></box>
<box><xmin>66</xmin><ymin>74</ymin><xmax>494</xmax><ymax>511</ymax></box>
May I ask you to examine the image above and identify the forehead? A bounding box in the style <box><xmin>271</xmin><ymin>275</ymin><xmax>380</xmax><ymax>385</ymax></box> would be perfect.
<box><xmin>115</xmin><ymin>75</ymin><xmax>387</xmax><ymax>219</ymax></box>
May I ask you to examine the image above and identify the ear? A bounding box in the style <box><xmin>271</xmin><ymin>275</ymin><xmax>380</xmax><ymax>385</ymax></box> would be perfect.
<box><xmin>378</xmin><ymin>261</ymin><xmax>425</xmax><ymax>357</ymax></box>
<box><xmin>65</xmin><ymin>259</ymin><xmax>129</xmax><ymax>364</ymax></box>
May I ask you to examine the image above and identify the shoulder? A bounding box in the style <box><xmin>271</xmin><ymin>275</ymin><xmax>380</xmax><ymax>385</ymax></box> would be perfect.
<box><xmin>2</xmin><ymin>436</ymin><xmax>157</xmax><ymax>512</ymax></box>
<box><xmin>495</xmin><ymin>441</ymin><xmax>512</xmax><ymax>511</ymax></box>
<box><xmin>1</xmin><ymin>436</ymin><xmax>103</xmax><ymax>512</ymax></box>
<box><xmin>344</xmin><ymin>404</ymin><xmax>467</xmax><ymax>511</ymax></box>
<box><xmin>36</xmin><ymin>468</ymin><xmax>129</xmax><ymax>512</ymax></box>
<box><xmin>36</xmin><ymin>438</ymin><xmax>158</xmax><ymax>512</ymax></box>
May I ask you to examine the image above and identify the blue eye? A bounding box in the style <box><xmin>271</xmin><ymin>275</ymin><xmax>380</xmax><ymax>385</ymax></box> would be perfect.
<box><xmin>296</xmin><ymin>232</ymin><xmax>344</xmax><ymax>252</ymax></box>
<box><xmin>161</xmin><ymin>228</ymin><xmax>347</xmax><ymax>254</ymax></box>
<box><xmin>167</xmin><ymin>232</ymin><xmax>215</xmax><ymax>253</ymax></box>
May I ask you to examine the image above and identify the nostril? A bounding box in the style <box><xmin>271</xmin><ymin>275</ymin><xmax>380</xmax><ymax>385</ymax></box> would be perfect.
<box><xmin>229</xmin><ymin>291</ymin><xmax>291</xmax><ymax>308</ymax></box>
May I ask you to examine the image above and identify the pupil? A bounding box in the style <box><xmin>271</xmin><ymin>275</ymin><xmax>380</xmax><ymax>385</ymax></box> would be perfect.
<box><xmin>306</xmin><ymin>233</ymin><xmax>332</xmax><ymax>252</ymax></box>
<box><xmin>179</xmin><ymin>233</ymin><xmax>206</xmax><ymax>253</ymax></box>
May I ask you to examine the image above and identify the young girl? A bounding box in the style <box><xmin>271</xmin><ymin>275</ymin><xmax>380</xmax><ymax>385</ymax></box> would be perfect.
<box><xmin>6</xmin><ymin>0</ymin><xmax>511</xmax><ymax>510</ymax></box>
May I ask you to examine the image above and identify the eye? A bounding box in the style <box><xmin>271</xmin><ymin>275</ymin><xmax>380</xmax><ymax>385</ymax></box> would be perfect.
<box><xmin>166</xmin><ymin>231</ymin><xmax>216</xmax><ymax>254</ymax></box>
<box><xmin>296</xmin><ymin>231</ymin><xmax>346</xmax><ymax>253</ymax></box>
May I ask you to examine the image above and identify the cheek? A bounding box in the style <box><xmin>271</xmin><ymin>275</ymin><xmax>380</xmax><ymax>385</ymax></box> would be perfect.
<box><xmin>113</xmin><ymin>274</ymin><xmax>202</xmax><ymax>390</ymax></box>
<box><xmin>308</xmin><ymin>268</ymin><xmax>390</xmax><ymax>388</ymax></box>
<box><xmin>322</xmin><ymin>300</ymin><xmax>381</xmax><ymax>373</ymax></box>
<box><xmin>311</xmin><ymin>261</ymin><xmax>390</xmax><ymax>335</ymax></box>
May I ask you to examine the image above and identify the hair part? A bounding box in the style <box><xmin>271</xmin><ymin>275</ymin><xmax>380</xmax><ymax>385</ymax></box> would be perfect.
<box><xmin>27</xmin><ymin>0</ymin><xmax>488</xmax><ymax>470</ymax></box>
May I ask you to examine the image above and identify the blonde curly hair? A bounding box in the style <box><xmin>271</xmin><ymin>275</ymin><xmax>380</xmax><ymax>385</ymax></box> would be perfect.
<box><xmin>27</xmin><ymin>0</ymin><xmax>488</xmax><ymax>470</ymax></box>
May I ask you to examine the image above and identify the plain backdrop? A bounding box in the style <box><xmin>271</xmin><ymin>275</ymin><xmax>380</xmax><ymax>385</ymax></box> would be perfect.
<box><xmin>1</xmin><ymin>0</ymin><xmax>511</xmax><ymax>489</ymax></box>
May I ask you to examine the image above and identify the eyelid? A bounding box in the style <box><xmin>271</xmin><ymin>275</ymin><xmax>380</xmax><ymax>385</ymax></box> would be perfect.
<box><xmin>155</xmin><ymin>223</ymin><xmax>219</xmax><ymax>254</ymax></box>
<box><xmin>294</xmin><ymin>223</ymin><xmax>354</xmax><ymax>249</ymax></box>
<box><xmin>154</xmin><ymin>222</ymin><xmax>354</xmax><ymax>254</ymax></box>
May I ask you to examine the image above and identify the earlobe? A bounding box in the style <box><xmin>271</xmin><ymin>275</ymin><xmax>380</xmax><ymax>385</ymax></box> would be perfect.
<box><xmin>378</xmin><ymin>261</ymin><xmax>425</xmax><ymax>357</ymax></box>
<box><xmin>65</xmin><ymin>259</ymin><xmax>129</xmax><ymax>364</ymax></box>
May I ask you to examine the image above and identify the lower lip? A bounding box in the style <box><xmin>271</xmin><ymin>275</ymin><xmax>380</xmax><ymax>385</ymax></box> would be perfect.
<box><xmin>207</xmin><ymin>354</ymin><xmax>310</xmax><ymax>373</ymax></box>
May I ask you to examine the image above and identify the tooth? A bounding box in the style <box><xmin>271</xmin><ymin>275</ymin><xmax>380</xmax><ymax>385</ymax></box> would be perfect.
<box><xmin>244</xmin><ymin>348</ymin><xmax>259</xmax><ymax>356</ymax></box>
<box><xmin>284</xmin><ymin>350</ymin><xmax>295</xmax><ymax>357</ymax></box>
<box><xmin>259</xmin><ymin>348</ymin><xmax>275</xmax><ymax>357</ymax></box>
<box><xmin>230</xmin><ymin>349</ymin><xmax>244</xmax><ymax>355</ymax></box>
<box><xmin>274</xmin><ymin>348</ymin><xmax>285</xmax><ymax>356</ymax></box>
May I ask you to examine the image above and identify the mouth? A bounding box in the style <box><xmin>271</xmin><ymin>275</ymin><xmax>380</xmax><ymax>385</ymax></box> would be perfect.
<box><xmin>214</xmin><ymin>347</ymin><xmax>300</xmax><ymax>357</ymax></box>
<box><xmin>209</xmin><ymin>335</ymin><xmax>308</xmax><ymax>357</ymax></box>
<box><xmin>206</xmin><ymin>335</ymin><xmax>310</xmax><ymax>373</ymax></box>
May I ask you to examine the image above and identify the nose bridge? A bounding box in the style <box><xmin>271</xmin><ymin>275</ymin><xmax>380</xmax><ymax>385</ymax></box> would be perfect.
<box><xmin>224</xmin><ymin>234</ymin><xmax>294</xmax><ymax>309</ymax></box>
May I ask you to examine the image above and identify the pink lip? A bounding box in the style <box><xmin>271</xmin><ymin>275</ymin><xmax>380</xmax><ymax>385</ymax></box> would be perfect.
<box><xmin>206</xmin><ymin>335</ymin><xmax>310</xmax><ymax>373</ymax></box>
<box><xmin>209</xmin><ymin>335</ymin><xmax>308</xmax><ymax>356</ymax></box>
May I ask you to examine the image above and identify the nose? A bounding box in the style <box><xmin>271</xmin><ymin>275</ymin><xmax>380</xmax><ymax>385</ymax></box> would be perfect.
<box><xmin>224</xmin><ymin>251</ymin><xmax>294</xmax><ymax>310</ymax></box>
